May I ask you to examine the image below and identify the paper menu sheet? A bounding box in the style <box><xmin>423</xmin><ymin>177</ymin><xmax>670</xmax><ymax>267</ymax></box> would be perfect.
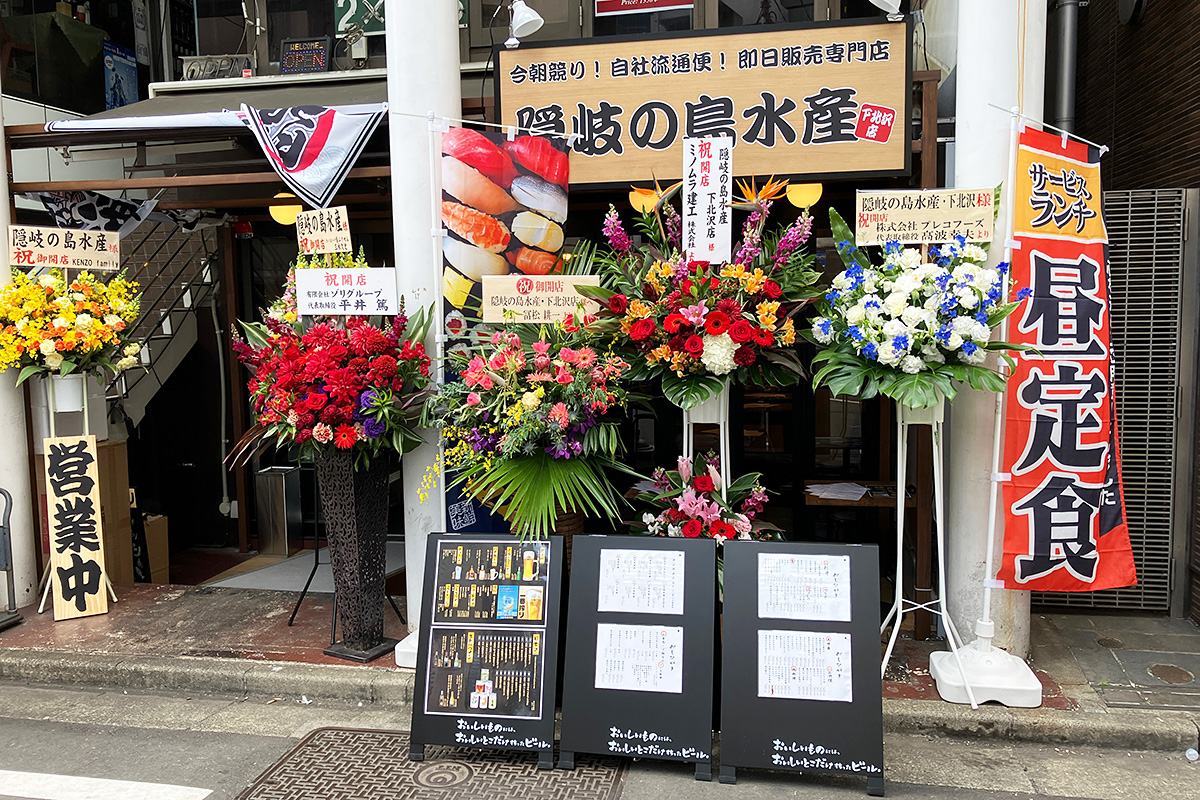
<box><xmin>594</xmin><ymin>623</ymin><xmax>684</xmax><ymax>694</ymax></box>
<box><xmin>598</xmin><ymin>549</ymin><xmax>685</xmax><ymax>615</ymax></box>
<box><xmin>758</xmin><ymin>629</ymin><xmax>852</xmax><ymax>702</ymax></box>
<box><xmin>758</xmin><ymin>552</ymin><xmax>851</xmax><ymax>622</ymax></box>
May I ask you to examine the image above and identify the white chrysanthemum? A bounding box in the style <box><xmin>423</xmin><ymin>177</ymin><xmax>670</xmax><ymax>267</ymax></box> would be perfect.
<box><xmin>71</xmin><ymin>292</ymin><xmax>85</xmax><ymax>302</ymax></box>
<box><xmin>970</xmin><ymin>320</ymin><xmax>991</xmax><ymax>342</ymax></box>
<box><xmin>845</xmin><ymin>304</ymin><xmax>867</xmax><ymax>325</ymax></box>
<box><xmin>883</xmin><ymin>291</ymin><xmax>909</xmax><ymax>317</ymax></box>
<box><xmin>700</xmin><ymin>332</ymin><xmax>738</xmax><ymax>375</ymax></box>
<box><xmin>52</xmin><ymin>316</ymin><xmax>68</xmax><ymax>329</ymax></box>
<box><xmin>44</xmin><ymin>352</ymin><xmax>64</xmax><ymax>370</ymax></box>
<box><xmin>963</xmin><ymin>244</ymin><xmax>988</xmax><ymax>262</ymax></box>
<box><xmin>39</xmin><ymin>339</ymin><xmax>56</xmax><ymax>355</ymax></box>
<box><xmin>956</xmin><ymin>288</ymin><xmax>980</xmax><ymax>309</ymax></box>
<box><xmin>811</xmin><ymin>319</ymin><xmax>833</xmax><ymax>345</ymax></box>
<box><xmin>124</xmin><ymin>343</ymin><xmax>141</xmax><ymax>357</ymax></box>
<box><xmin>900</xmin><ymin>355</ymin><xmax>926</xmax><ymax>374</ymax></box>
<box><xmin>920</xmin><ymin>344</ymin><xmax>945</xmax><ymax>364</ymax></box>
<box><xmin>38</xmin><ymin>274</ymin><xmax>56</xmax><ymax>287</ymax></box>
<box><xmin>103</xmin><ymin>314</ymin><xmax>121</xmax><ymax>327</ymax></box>
<box><xmin>952</xmin><ymin>316</ymin><xmax>977</xmax><ymax>336</ymax></box>
<box><xmin>116</xmin><ymin>355</ymin><xmax>140</xmax><ymax>371</ymax></box>
<box><xmin>945</xmin><ymin>332</ymin><xmax>964</xmax><ymax>350</ymax></box>
<box><xmin>959</xmin><ymin>347</ymin><xmax>988</xmax><ymax>365</ymax></box>
<box><xmin>74</xmin><ymin>313</ymin><xmax>93</xmax><ymax>330</ymax></box>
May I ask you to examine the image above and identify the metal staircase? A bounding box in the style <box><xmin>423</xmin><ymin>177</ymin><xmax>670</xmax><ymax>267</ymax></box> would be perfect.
<box><xmin>104</xmin><ymin>223</ymin><xmax>219</xmax><ymax>426</ymax></box>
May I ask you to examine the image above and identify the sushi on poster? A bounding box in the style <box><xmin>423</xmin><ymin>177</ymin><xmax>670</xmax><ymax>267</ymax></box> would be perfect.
<box><xmin>440</xmin><ymin>127</ymin><xmax>570</xmax><ymax>343</ymax></box>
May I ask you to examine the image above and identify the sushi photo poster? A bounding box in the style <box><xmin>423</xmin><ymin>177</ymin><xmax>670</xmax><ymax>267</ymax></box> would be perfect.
<box><xmin>439</xmin><ymin>127</ymin><xmax>572</xmax><ymax>533</ymax></box>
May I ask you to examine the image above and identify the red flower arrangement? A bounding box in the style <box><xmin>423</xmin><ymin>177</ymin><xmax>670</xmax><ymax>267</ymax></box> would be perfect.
<box><xmin>229</xmin><ymin>307</ymin><xmax>434</xmax><ymax>465</ymax></box>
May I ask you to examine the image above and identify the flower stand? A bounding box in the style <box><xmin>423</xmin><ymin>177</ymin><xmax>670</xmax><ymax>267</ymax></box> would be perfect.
<box><xmin>682</xmin><ymin>382</ymin><xmax>731</xmax><ymax>500</ymax></box>
<box><xmin>314</xmin><ymin>450</ymin><xmax>397</xmax><ymax>662</ymax></box>
<box><xmin>879</xmin><ymin>399</ymin><xmax>979</xmax><ymax>706</ymax></box>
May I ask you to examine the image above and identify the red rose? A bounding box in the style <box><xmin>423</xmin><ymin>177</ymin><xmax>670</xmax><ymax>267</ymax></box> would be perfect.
<box><xmin>629</xmin><ymin>318</ymin><xmax>657</xmax><ymax>341</ymax></box>
<box><xmin>608</xmin><ymin>294</ymin><xmax>629</xmax><ymax>314</ymax></box>
<box><xmin>663</xmin><ymin>313</ymin><xmax>687</xmax><ymax>334</ymax></box>
<box><xmin>704</xmin><ymin>311</ymin><xmax>731</xmax><ymax>336</ymax></box>
<box><xmin>683</xmin><ymin>335</ymin><xmax>704</xmax><ymax>356</ymax></box>
<box><xmin>693</xmin><ymin>475</ymin><xmax>715</xmax><ymax>493</ymax></box>
<box><xmin>754</xmin><ymin>327</ymin><xmax>774</xmax><ymax>347</ymax></box>
<box><xmin>763</xmin><ymin>280</ymin><xmax>782</xmax><ymax>299</ymax></box>
<box><xmin>729</xmin><ymin>319</ymin><xmax>756</xmax><ymax>344</ymax></box>
<box><xmin>734</xmin><ymin>344</ymin><xmax>757</xmax><ymax>367</ymax></box>
<box><xmin>687</xmin><ymin>259</ymin><xmax>710</xmax><ymax>273</ymax></box>
<box><xmin>305</xmin><ymin>391</ymin><xmax>328</xmax><ymax>411</ymax></box>
<box><xmin>682</xmin><ymin>519</ymin><xmax>703</xmax><ymax>538</ymax></box>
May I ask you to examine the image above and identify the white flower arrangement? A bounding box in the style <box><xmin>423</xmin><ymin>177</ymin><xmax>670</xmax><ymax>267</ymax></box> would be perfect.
<box><xmin>808</xmin><ymin>209</ymin><xmax>1031</xmax><ymax>409</ymax></box>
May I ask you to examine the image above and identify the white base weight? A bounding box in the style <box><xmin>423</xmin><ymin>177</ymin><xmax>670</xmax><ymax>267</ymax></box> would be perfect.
<box><xmin>929</xmin><ymin>639</ymin><xmax>1043</xmax><ymax>708</ymax></box>
<box><xmin>394</xmin><ymin>635</ymin><xmax>418</xmax><ymax>669</ymax></box>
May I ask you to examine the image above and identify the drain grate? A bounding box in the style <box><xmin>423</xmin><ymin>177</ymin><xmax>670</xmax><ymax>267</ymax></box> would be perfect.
<box><xmin>1096</xmin><ymin>637</ymin><xmax>1124</xmax><ymax>649</ymax></box>
<box><xmin>1148</xmin><ymin>664</ymin><xmax>1195</xmax><ymax>685</ymax></box>
<box><xmin>237</xmin><ymin>728</ymin><xmax>626</xmax><ymax>800</ymax></box>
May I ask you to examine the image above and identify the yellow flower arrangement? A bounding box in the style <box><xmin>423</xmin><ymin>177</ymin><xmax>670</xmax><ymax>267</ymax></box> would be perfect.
<box><xmin>0</xmin><ymin>268</ymin><xmax>141</xmax><ymax>383</ymax></box>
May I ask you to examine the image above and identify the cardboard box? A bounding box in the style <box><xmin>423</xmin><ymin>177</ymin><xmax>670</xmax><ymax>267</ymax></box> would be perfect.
<box><xmin>144</xmin><ymin>514</ymin><xmax>169</xmax><ymax>584</ymax></box>
<box><xmin>35</xmin><ymin>439</ymin><xmax>134</xmax><ymax>586</ymax></box>
<box><xmin>55</xmin><ymin>2</ymin><xmax>73</xmax><ymax>16</ymax></box>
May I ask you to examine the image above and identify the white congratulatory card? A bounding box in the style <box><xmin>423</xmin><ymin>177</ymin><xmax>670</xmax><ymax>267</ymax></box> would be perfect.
<box><xmin>594</xmin><ymin>623</ymin><xmax>684</xmax><ymax>694</ymax></box>
<box><xmin>758</xmin><ymin>552</ymin><xmax>851</xmax><ymax>623</ymax></box>
<box><xmin>758</xmin><ymin>629</ymin><xmax>853</xmax><ymax>703</ymax></box>
<box><xmin>597</xmin><ymin>548</ymin><xmax>685</xmax><ymax>615</ymax></box>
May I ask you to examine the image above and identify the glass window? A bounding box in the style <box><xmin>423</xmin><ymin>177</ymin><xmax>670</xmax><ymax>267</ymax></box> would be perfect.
<box><xmin>593</xmin><ymin>8</ymin><xmax>692</xmax><ymax>36</ymax></box>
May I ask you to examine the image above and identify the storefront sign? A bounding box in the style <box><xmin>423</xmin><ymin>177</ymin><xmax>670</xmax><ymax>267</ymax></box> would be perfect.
<box><xmin>9</xmin><ymin>225</ymin><xmax>120</xmax><ymax>272</ymax></box>
<box><xmin>998</xmin><ymin>126</ymin><xmax>1135</xmax><ymax>593</ymax></box>
<box><xmin>411</xmin><ymin>534</ymin><xmax>563</xmax><ymax>767</ymax></box>
<box><xmin>718</xmin><ymin>541</ymin><xmax>883</xmax><ymax>792</ymax></box>
<box><xmin>294</xmin><ymin>267</ymin><xmax>398</xmax><ymax>315</ymax></box>
<box><xmin>683</xmin><ymin>136</ymin><xmax>733</xmax><ymax>262</ymax></box>
<box><xmin>497</xmin><ymin>21</ymin><xmax>909</xmax><ymax>184</ymax></box>
<box><xmin>295</xmin><ymin>206</ymin><xmax>352</xmax><ymax>255</ymax></box>
<box><xmin>558</xmin><ymin>536</ymin><xmax>716</xmax><ymax>778</ymax></box>
<box><xmin>854</xmin><ymin>188</ymin><xmax>995</xmax><ymax>246</ymax></box>
<box><xmin>44</xmin><ymin>435</ymin><xmax>108</xmax><ymax>621</ymax></box>
<box><xmin>596</xmin><ymin>0</ymin><xmax>694</xmax><ymax>16</ymax></box>
<box><xmin>480</xmin><ymin>274</ymin><xmax>599</xmax><ymax>323</ymax></box>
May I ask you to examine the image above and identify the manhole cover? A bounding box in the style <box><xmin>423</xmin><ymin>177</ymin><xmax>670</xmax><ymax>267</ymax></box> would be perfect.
<box><xmin>1096</xmin><ymin>637</ymin><xmax>1124</xmax><ymax>649</ymax></box>
<box><xmin>237</xmin><ymin>728</ymin><xmax>626</xmax><ymax>800</ymax></box>
<box><xmin>1148</xmin><ymin>664</ymin><xmax>1194</xmax><ymax>685</ymax></box>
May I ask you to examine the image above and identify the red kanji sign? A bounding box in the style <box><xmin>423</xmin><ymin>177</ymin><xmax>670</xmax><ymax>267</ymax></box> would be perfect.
<box><xmin>854</xmin><ymin>104</ymin><xmax>896</xmax><ymax>144</ymax></box>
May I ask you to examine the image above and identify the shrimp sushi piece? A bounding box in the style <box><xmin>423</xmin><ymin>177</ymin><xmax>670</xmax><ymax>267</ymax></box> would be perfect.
<box><xmin>510</xmin><ymin>175</ymin><xmax>568</xmax><ymax>224</ymax></box>
<box><xmin>508</xmin><ymin>247</ymin><xmax>559</xmax><ymax>276</ymax></box>
<box><xmin>510</xmin><ymin>211</ymin><xmax>563</xmax><ymax>253</ymax></box>
<box><xmin>442</xmin><ymin>201</ymin><xmax>511</xmax><ymax>253</ymax></box>
<box><xmin>503</xmin><ymin>136</ymin><xmax>570</xmax><ymax>189</ymax></box>
<box><xmin>443</xmin><ymin>127</ymin><xmax>518</xmax><ymax>188</ymax></box>
<box><xmin>443</xmin><ymin>237</ymin><xmax>508</xmax><ymax>280</ymax></box>
<box><xmin>441</xmin><ymin>156</ymin><xmax>521</xmax><ymax>215</ymax></box>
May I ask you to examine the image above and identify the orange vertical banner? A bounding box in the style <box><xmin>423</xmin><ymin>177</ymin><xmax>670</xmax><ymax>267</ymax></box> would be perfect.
<box><xmin>996</xmin><ymin>127</ymin><xmax>1136</xmax><ymax>592</ymax></box>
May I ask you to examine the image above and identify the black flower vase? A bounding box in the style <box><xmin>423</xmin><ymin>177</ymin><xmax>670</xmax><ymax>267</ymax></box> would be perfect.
<box><xmin>314</xmin><ymin>449</ymin><xmax>396</xmax><ymax>662</ymax></box>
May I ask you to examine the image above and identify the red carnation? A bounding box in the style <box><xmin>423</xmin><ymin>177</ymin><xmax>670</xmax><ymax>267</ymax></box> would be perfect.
<box><xmin>667</xmin><ymin>334</ymin><xmax>689</xmax><ymax>352</ymax></box>
<box><xmin>295</xmin><ymin>428</ymin><xmax>313</xmax><ymax>444</ymax></box>
<box><xmin>729</xmin><ymin>319</ymin><xmax>757</xmax><ymax>343</ymax></box>
<box><xmin>629</xmin><ymin>318</ymin><xmax>657</xmax><ymax>341</ymax></box>
<box><xmin>734</xmin><ymin>344</ymin><xmax>757</xmax><ymax>367</ymax></box>
<box><xmin>683</xmin><ymin>335</ymin><xmax>704</xmax><ymax>356</ymax></box>
<box><xmin>704</xmin><ymin>311</ymin><xmax>731</xmax><ymax>336</ymax></box>
<box><xmin>682</xmin><ymin>519</ymin><xmax>703</xmax><ymax>538</ymax></box>
<box><xmin>608</xmin><ymin>294</ymin><xmax>629</xmax><ymax>314</ymax></box>
<box><xmin>693</xmin><ymin>475</ymin><xmax>715</xmax><ymax>493</ymax></box>
<box><xmin>663</xmin><ymin>313</ymin><xmax>687</xmax><ymax>334</ymax></box>
<box><xmin>754</xmin><ymin>327</ymin><xmax>775</xmax><ymax>347</ymax></box>
<box><xmin>763</xmin><ymin>280</ymin><xmax>782</xmax><ymax>299</ymax></box>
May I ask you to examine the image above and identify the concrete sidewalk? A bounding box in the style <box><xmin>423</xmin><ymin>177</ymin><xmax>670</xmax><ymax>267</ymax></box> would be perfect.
<box><xmin>1</xmin><ymin>585</ymin><xmax>1196</xmax><ymax>753</ymax></box>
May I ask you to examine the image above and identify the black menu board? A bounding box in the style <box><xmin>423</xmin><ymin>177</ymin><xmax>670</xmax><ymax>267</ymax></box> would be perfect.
<box><xmin>558</xmin><ymin>535</ymin><xmax>717</xmax><ymax>780</ymax></box>
<box><xmin>719</xmin><ymin>541</ymin><xmax>885</xmax><ymax>796</ymax></box>
<box><xmin>410</xmin><ymin>533</ymin><xmax>563</xmax><ymax>769</ymax></box>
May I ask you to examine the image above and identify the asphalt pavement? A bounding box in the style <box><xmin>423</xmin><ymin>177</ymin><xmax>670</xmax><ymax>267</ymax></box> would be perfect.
<box><xmin>0</xmin><ymin>682</ymin><xmax>1196</xmax><ymax>800</ymax></box>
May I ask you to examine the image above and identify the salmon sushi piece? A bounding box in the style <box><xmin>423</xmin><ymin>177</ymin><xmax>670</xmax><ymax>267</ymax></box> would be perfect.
<box><xmin>441</xmin><ymin>156</ymin><xmax>521</xmax><ymax>215</ymax></box>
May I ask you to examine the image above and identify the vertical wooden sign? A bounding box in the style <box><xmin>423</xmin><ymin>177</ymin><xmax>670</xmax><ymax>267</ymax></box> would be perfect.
<box><xmin>43</xmin><ymin>435</ymin><xmax>108</xmax><ymax>620</ymax></box>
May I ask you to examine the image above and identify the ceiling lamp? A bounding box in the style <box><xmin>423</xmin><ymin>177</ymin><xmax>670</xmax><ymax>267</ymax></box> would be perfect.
<box><xmin>868</xmin><ymin>0</ymin><xmax>904</xmax><ymax>22</ymax></box>
<box><xmin>786</xmin><ymin>183</ymin><xmax>823</xmax><ymax>210</ymax></box>
<box><xmin>268</xmin><ymin>192</ymin><xmax>303</xmax><ymax>225</ymax></box>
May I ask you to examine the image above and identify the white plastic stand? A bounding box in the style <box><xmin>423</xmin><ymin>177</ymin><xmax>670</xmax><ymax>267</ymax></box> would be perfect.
<box><xmin>929</xmin><ymin>106</ymin><xmax>1042</xmax><ymax>708</ymax></box>
<box><xmin>879</xmin><ymin>400</ymin><xmax>979</xmax><ymax>708</ymax></box>
<box><xmin>681</xmin><ymin>382</ymin><xmax>730</xmax><ymax>499</ymax></box>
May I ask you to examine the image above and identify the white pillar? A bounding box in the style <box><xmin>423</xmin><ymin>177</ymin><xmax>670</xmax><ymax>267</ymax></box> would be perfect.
<box><xmin>386</xmin><ymin>0</ymin><xmax>460</xmax><ymax>667</ymax></box>
<box><xmin>0</xmin><ymin>87</ymin><xmax>38</xmax><ymax>612</ymax></box>
<box><xmin>945</xmin><ymin>0</ymin><xmax>1046</xmax><ymax>657</ymax></box>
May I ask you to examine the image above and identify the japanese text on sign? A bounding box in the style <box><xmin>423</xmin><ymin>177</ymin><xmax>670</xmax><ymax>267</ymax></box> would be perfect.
<box><xmin>295</xmin><ymin>206</ymin><xmax>352</xmax><ymax>255</ymax></box>
<box><xmin>683</xmin><ymin>137</ymin><xmax>733</xmax><ymax>263</ymax></box>
<box><xmin>997</xmin><ymin>127</ymin><xmax>1135</xmax><ymax>594</ymax></box>
<box><xmin>44</xmin><ymin>435</ymin><xmax>108</xmax><ymax>621</ymax></box>
<box><xmin>595</xmin><ymin>0</ymin><xmax>693</xmax><ymax>16</ymax></box>
<box><xmin>480</xmin><ymin>275</ymin><xmax>600</xmax><ymax>324</ymax></box>
<box><xmin>10</xmin><ymin>225</ymin><xmax>120</xmax><ymax>272</ymax></box>
<box><xmin>294</xmin><ymin>267</ymin><xmax>398</xmax><ymax>316</ymax></box>
<box><xmin>498</xmin><ymin>22</ymin><xmax>909</xmax><ymax>184</ymax></box>
<box><xmin>854</xmin><ymin>188</ymin><xmax>995</xmax><ymax>246</ymax></box>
